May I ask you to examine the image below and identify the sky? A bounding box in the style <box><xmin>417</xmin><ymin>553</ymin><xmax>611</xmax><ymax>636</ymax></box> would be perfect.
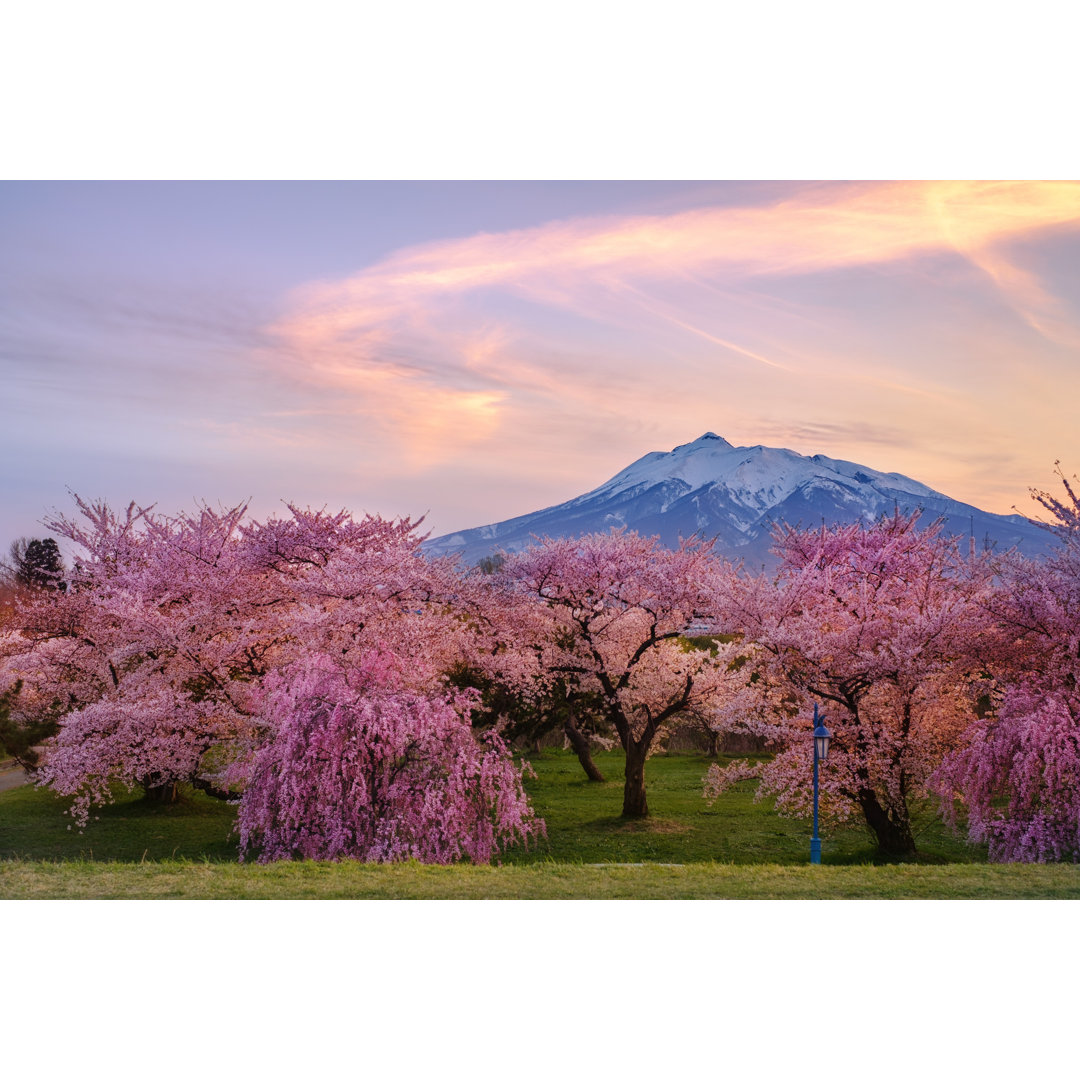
<box><xmin>3</xmin><ymin>179</ymin><xmax>1080</xmax><ymax>548</ymax></box>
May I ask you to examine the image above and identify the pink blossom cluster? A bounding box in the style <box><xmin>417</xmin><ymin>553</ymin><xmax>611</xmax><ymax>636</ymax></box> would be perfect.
<box><xmin>931</xmin><ymin>468</ymin><xmax>1080</xmax><ymax>861</ymax></box>
<box><xmin>933</xmin><ymin>689</ymin><xmax>1080</xmax><ymax>861</ymax></box>
<box><xmin>0</xmin><ymin>494</ymin><xmax>538</xmax><ymax>861</ymax></box>
<box><xmin>481</xmin><ymin>531</ymin><xmax>741</xmax><ymax>817</ymax></box>
<box><xmin>236</xmin><ymin>651</ymin><xmax>543</xmax><ymax>863</ymax></box>
<box><xmin>708</xmin><ymin>511</ymin><xmax>995</xmax><ymax>855</ymax></box>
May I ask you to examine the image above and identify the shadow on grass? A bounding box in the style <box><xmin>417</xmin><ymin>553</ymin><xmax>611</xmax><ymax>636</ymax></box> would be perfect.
<box><xmin>0</xmin><ymin>782</ymin><xmax>240</xmax><ymax>863</ymax></box>
<box><xmin>0</xmin><ymin>750</ymin><xmax>989</xmax><ymax>869</ymax></box>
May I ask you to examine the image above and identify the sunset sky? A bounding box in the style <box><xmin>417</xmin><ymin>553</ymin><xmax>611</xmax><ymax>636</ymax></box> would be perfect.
<box><xmin>3</xmin><ymin>179</ymin><xmax>1079</xmax><ymax>546</ymax></box>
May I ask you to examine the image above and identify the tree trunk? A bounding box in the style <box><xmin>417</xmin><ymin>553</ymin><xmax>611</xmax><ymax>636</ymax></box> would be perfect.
<box><xmin>858</xmin><ymin>789</ymin><xmax>916</xmax><ymax>856</ymax></box>
<box><xmin>141</xmin><ymin>781</ymin><xmax>181</xmax><ymax>804</ymax></box>
<box><xmin>191</xmin><ymin>775</ymin><xmax>241</xmax><ymax>801</ymax></box>
<box><xmin>622</xmin><ymin>737</ymin><xmax>650</xmax><ymax>818</ymax></box>
<box><xmin>706</xmin><ymin>728</ymin><xmax>720</xmax><ymax>758</ymax></box>
<box><xmin>563</xmin><ymin>715</ymin><xmax>606</xmax><ymax>782</ymax></box>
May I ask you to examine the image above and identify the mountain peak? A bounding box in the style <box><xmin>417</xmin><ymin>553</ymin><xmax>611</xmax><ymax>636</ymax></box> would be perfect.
<box><xmin>673</xmin><ymin>432</ymin><xmax>731</xmax><ymax>452</ymax></box>
<box><xmin>425</xmin><ymin>435</ymin><xmax>1052</xmax><ymax>567</ymax></box>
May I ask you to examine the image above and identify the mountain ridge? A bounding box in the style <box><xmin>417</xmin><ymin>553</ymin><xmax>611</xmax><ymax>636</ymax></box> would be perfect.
<box><xmin>425</xmin><ymin>433</ymin><xmax>1051</xmax><ymax>568</ymax></box>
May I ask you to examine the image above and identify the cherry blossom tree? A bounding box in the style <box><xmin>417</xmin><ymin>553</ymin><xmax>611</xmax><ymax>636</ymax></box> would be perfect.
<box><xmin>932</xmin><ymin>466</ymin><xmax>1080</xmax><ymax>861</ymax></box>
<box><xmin>490</xmin><ymin>530</ymin><xmax>734</xmax><ymax>818</ymax></box>
<box><xmin>709</xmin><ymin>511</ymin><xmax>994</xmax><ymax>856</ymax></box>
<box><xmin>5</xmin><ymin>497</ymin><xmax>265</xmax><ymax>816</ymax></box>
<box><xmin>236</xmin><ymin>650</ymin><xmax>543</xmax><ymax>863</ymax></box>
<box><xmin>1</xmin><ymin>495</ymin><xmax>536</xmax><ymax>863</ymax></box>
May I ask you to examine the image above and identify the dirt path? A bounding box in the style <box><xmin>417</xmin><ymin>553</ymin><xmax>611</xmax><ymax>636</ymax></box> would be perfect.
<box><xmin>0</xmin><ymin>763</ymin><xmax>28</xmax><ymax>792</ymax></box>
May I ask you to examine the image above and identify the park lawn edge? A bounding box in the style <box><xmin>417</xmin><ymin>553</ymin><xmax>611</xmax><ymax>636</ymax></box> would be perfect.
<box><xmin>5</xmin><ymin>750</ymin><xmax>1069</xmax><ymax>898</ymax></box>
<box><xmin>3</xmin><ymin>859</ymin><xmax>1080</xmax><ymax>899</ymax></box>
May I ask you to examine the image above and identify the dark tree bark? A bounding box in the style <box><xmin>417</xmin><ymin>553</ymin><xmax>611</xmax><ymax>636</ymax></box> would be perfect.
<box><xmin>622</xmin><ymin>736</ymin><xmax>650</xmax><ymax>818</ymax></box>
<box><xmin>706</xmin><ymin>727</ymin><xmax>720</xmax><ymax>758</ymax></box>
<box><xmin>858</xmin><ymin>788</ymin><xmax>916</xmax><ymax>856</ymax></box>
<box><xmin>191</xmin><ymin>775</ymin><xmax>242</xmax><ymax>801</ymax></box>
<box><xmin>141</xmin><ymin>781</ymin><xmax>181</xmax><ymax>804</ymax></box>
<box><xmin>839</xmin><ymin>699</ymin><xmax>917</xmax><ymax>856</ymax></box>
<box><xmin>563</xmin><ymin>712</ymin><xmax>606</xmax><ymax>782</ymax></box>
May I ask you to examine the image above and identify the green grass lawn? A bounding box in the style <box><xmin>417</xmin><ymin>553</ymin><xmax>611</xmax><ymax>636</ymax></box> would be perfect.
<box><xmin>504</xmin><ymin>749</ymin><xmax>989</xmax><ymax>866</ymax></box>
<box><xmin>3</xmin><ymin>749</ymin><xmax>1078</xmax><ymax>898</ymax></box>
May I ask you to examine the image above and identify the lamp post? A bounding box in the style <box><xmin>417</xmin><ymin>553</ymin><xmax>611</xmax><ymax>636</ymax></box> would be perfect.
<box><xmin>811</xmin><ymin>703</ymin><xmax>831</xmax><ymax>865</ymax></box>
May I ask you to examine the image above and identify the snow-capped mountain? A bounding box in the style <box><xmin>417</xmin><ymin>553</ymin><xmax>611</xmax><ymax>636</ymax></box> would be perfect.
<box><xmin>425</xmin><ymin>433</ymin><xmax>1052</xmax><ymax>567</ymax></box>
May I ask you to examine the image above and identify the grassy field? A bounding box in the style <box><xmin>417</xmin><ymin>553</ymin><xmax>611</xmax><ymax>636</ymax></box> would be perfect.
<box><xmin>2</xmin><ymin>749</ymin><xmax>1078</xmax><ymax>898</ymax></box>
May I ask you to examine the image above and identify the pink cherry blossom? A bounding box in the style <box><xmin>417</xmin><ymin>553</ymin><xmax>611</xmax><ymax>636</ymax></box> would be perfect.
<box><xmin>709</xmin><ymin>511</ymin><xmax>995</xmax><ymax>856</ymax></box>
<box><xmin>236</xmin><ymin>650</ymin><xmax>543</xmax><ymax>863</ymax></box>
<box><xmin>1</xmin><ymin>494</ymin><xmax>541</xmax><ymax>860</ymax></box>
<box><xmin>931</xmin><ymin>467</ymin><xmax>1080</xmax><ymax>861</ymax></box>
<box><xmin>482</xmin><ymin>530</ymin><xmax>738</xmax><ymax>817</ymax></box>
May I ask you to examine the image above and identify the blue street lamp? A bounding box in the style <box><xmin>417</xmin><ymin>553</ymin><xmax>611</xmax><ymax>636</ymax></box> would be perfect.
<box><xmin>811</xmin><ymin>703</ymin><xmax>831</xmax><ymax>865</ymax></box>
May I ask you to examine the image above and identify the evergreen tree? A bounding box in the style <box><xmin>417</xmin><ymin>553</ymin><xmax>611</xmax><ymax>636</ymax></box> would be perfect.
<box><xmin>7</xmin><ymin>537</ymin><xmax>65</xmax><ymax>590</ymax></box>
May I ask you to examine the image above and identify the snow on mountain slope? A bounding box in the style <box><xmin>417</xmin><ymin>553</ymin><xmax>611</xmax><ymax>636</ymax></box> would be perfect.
<box><xmin>593</xmin><ymin>433</ymin><xmax>937</xmax><ymax>511</ymax></box>
<box><xmin>425</xmin><ymin>433</ymin><xmax>1051</xmax><ymax>567</ymax></box>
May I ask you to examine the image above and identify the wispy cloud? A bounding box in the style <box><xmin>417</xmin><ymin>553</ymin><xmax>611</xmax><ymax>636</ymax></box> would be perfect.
<box><xmin>9</xmin><ymin>182</ymin><xmax>1078</xmax><ymax>538</ymax></box>
<box><xmin>269</xmin><ymin>179</ymin><xmax>1080</xmax><ymax>384</ymax></box>
<box><xmin>275</xmin><ymin>180</ymin><xmax>1080</xmax><ymax>322</ymax></box>
<box><xmin>251</xmin><ymin>181</ymin><xmax>1080</xmax><ymax>507</ymax></box>
<box><xmin>748</xmin><ymin>419</ymin><xmax>914</xmax><ymax>451</ymax></box>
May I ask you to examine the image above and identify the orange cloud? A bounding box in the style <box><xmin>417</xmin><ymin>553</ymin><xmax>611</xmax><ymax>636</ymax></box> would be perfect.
<box><xmin>273</xmin><ymin>180</ymin><xmax>1080</xmax><ymax>365</ymax></box>
<box><xmin>296</xmin><ymin>181</ymin><xmax>1077</xmax><ymax>292</ymax></box>
<box><xmin>254</xmin><ymin>181</ymin><xmax>1080</xmax><ymax>506</ymax></box>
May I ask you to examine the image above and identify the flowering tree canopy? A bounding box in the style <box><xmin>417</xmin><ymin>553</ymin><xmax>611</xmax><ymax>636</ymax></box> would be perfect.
<box><xmin>0</xmin><ymin>495</ymin><xmax>541</xmax><ymax>862</ymax></box>
<box><xmin>5</xmin><ymin>498</ymin><xmax>267</xmax><ymax>818</ymax></box>
<box><xmin>237</xmin><ymin>651</ymin><xmax>543</xmax><ymax>863</ymax></box>
<box><xmin>492</xmin><ymin>530</ymin><xmax>735</xmax><ymax>817</ymax></box>
<box><xmin>710</xmin><ymin>511</ymin><xmax>994</xmax><ymax>855</ymax></box>
<box><xmin>932</xmin><ymin>467</ymin><xmax>1080</xmax><ymax>861</ymax></box>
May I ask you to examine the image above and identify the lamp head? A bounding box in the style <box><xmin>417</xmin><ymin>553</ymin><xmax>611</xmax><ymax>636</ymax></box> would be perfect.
<box><xmin>813</xmin><ymin>722</ymin><xmax>832</xmax><ymax>762</ymax></box>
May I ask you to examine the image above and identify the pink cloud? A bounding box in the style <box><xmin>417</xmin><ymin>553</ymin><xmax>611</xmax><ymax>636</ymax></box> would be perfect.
<box><xmin>244</xmin><ymin>181</ymin><xmax>1080</xmax><ymax>524</ymax></box>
